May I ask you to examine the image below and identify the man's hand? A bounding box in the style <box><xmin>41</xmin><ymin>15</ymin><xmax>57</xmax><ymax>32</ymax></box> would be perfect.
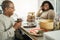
<box><xmin>13</xmin><ymin>22</ymin><xmax>22</xmax><ymax>30</ymax></box>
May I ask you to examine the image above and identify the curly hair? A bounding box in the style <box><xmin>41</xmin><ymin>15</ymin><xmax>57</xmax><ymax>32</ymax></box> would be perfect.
<box><xmin>41</xmin><ymin>1</ymin><xmax>54</xmax><ymax>11</ymax></box>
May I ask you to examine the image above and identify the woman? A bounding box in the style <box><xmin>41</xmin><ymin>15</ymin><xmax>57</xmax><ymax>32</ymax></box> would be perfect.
<box><xmin>36</xmin><ymin>1</ymin><xmax>56</xmax><ymax>30</ymax></box>
<box><xmin>36</xmin><ymin>1</ymin><xmax>55</xmax><ymax>20</ymax></box>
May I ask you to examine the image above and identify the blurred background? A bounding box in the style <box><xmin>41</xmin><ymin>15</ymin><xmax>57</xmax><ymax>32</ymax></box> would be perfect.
<box><xmin>0</xmin><ymin>0</ymin><xmax>60</xmax><ymax>21</ymax></box>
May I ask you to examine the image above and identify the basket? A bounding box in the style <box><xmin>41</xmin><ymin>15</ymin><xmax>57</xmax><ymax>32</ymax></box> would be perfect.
<box><xmin>39</xmin><ymin>19</ymin><xmax>54</xmax><ymax>30</ymax></box>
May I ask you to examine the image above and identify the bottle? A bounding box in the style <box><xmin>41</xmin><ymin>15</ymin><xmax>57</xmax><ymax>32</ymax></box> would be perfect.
<box><xmin>53</xmin><ymin>16</ymin><xmax>59</xmax><ymax>30</ymax></box>
<box><xmin>31</xmin><ymin>12</ymin><xmax>35</xmax><ymax>22</ymax></box>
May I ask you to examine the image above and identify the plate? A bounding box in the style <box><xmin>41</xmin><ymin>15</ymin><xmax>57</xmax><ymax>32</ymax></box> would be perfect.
<box><xmin>29</xmin><ymin>28</ymin><xmax>44</xmax><ymax>37</ymax></box>
<box><xmin>23</xmin><ymin>22</ymin><xmax>37</xmax><ymax>28</ymax></box>
<box><xmin>30</xmin><ymin>33</ymin><xmax>43</xmax><ymax>37</ymax></box>
<box><xmin>23</xmin><ymin>25</ymin><xmax>36</xmax><ymax>28</ymax></box>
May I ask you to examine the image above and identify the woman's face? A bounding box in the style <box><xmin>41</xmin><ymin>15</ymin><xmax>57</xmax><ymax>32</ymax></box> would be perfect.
<box><xmin>43</xmin><ymin>3</ymin><xmax>49</xmax><ymax>11</ymax></box>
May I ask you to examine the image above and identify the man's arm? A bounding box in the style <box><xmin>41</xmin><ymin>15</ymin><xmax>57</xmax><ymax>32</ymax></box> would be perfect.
<box><xmin>0</xmin><ymin>21</ymin><xmax>15</xmax><ymax>40</ymax></box>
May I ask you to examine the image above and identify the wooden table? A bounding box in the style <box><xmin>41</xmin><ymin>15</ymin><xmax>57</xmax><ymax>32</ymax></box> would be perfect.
<box><xmin>21</xmin><ymin>26</ymin><xmax>43</xmax><ymax>40</ymax></box>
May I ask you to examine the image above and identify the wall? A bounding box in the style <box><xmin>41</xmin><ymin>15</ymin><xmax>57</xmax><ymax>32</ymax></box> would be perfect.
<box><xmin>56</xmin><ymin>0</ymin><xmax>60</xmax><ymax>16</ymax></box>
<box><xmin>11</xmin><ymin>0</ymin><xmax>38</xmax><ymax>21</ymax></box>
<box><xmin>0</xmin><ymin>0</ymin><xmax>4</xmax><ymax>10</ymax></box>
<box><xmin>0</xmin><ymin>0</ymin><xmax>4</xmax><ymax>14</ymax></box>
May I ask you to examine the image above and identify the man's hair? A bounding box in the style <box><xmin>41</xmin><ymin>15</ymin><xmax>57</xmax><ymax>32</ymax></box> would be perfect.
<box><xmin>1</xmin><ymin>0</ymin><xmax>13</xmax><ymax>10</ymax></box>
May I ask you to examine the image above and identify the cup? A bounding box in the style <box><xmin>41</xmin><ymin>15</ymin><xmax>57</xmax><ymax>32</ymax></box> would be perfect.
<box><xmin>16</xmin><ymin>18</ymin><xmax>23</xmax><ymax>23</ymax></box>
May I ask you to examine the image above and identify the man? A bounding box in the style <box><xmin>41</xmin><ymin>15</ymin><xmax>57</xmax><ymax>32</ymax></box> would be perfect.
<box><xmin>0</xmin><ymin>1</ymin><xmax>22</xmax><ymax>40</ymax></box>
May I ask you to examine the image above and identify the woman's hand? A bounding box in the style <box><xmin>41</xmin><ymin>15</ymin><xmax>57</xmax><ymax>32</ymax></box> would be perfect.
<box><xmin>36</xmin><ymin>7</ymin><xmax>43</xmax><ymax>17</ymax></box>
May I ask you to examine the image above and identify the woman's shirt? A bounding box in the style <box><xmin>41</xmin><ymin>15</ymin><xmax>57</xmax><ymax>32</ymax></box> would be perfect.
<box><xmin>37</xmin><ymin>9</ymin><xmax>55</xmax><ymax>20</ymax></box>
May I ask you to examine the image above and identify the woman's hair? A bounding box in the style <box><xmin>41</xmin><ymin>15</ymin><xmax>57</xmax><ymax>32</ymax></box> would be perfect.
<box><xmin>41</xmin><ymin>1</ymin><xmax>54</xmax><ymax>11</ymax></box>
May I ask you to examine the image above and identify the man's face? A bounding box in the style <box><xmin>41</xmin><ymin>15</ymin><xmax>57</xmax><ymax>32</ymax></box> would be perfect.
<box><xmin>6</xmin><ymin>3</ymin><xmax>15</xmax><ymax>16</ymax></box>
